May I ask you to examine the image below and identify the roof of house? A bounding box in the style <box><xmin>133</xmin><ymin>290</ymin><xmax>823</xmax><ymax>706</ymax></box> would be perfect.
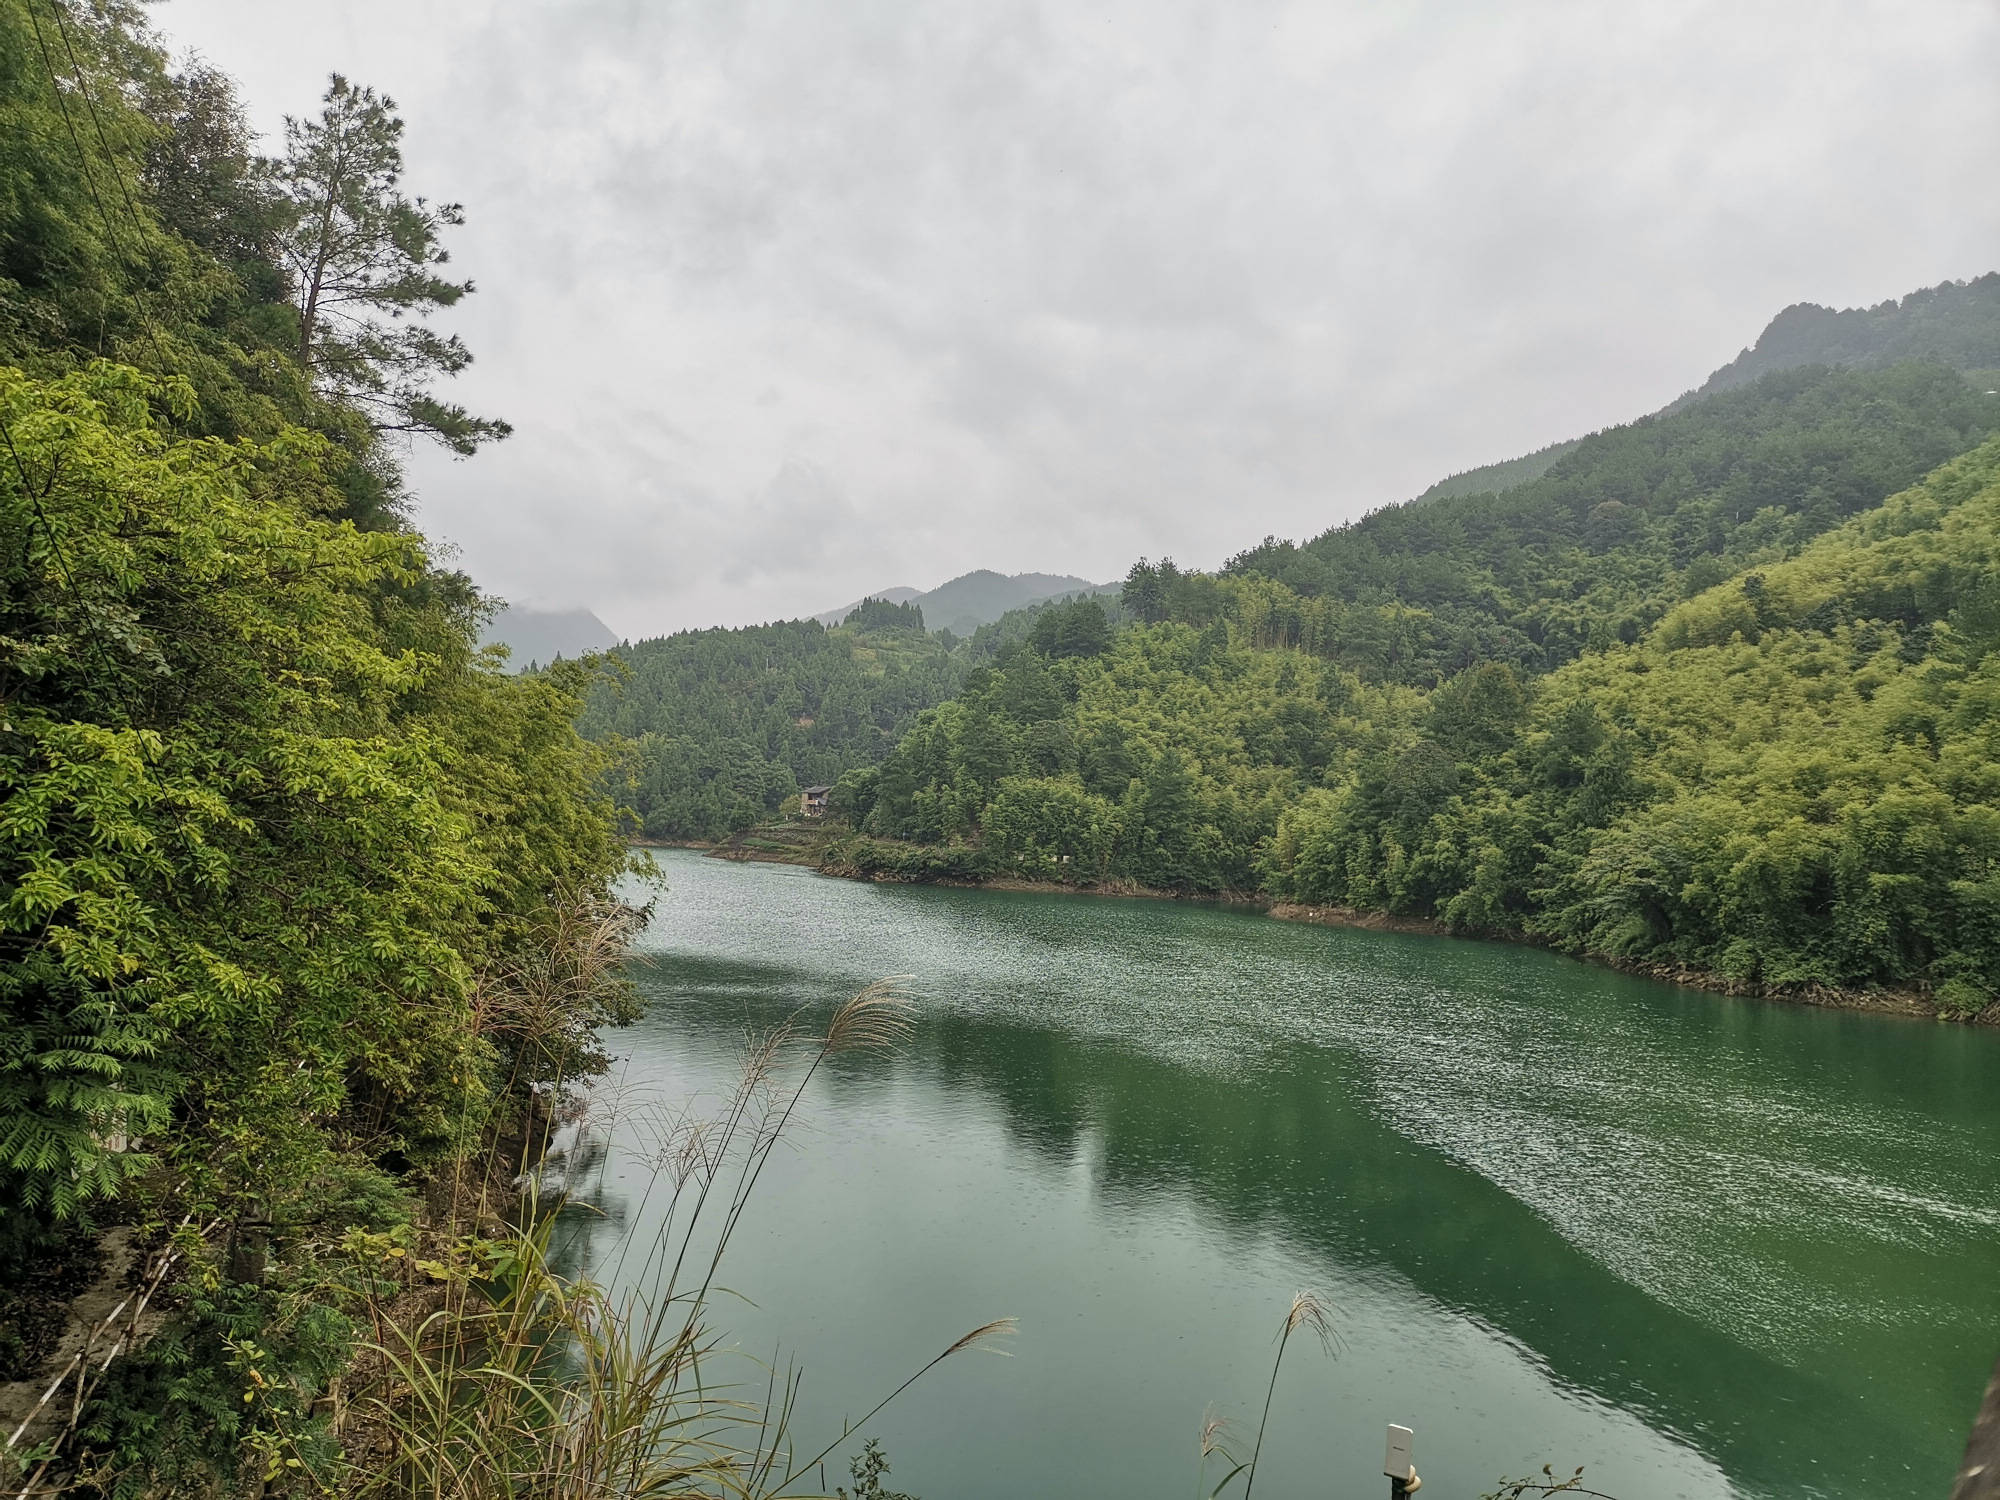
<box><xmin>802</xmin><ymin>785</ymin><xmax>833</xmax><ymax>796</ymax></box>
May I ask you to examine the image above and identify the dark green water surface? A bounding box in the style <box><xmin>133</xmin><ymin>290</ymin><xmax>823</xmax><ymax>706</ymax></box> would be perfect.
<box><xmin>571</xmin><ymin>850</ymin><xmax>2000</xmax><ymax>1499</ymax></box>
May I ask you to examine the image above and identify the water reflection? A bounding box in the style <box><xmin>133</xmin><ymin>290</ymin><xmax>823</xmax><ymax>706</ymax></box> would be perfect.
<box><xmin>577</xmin><ymin>852</ymin><xmax>2000</xmax><ymax>1500</ymax></box>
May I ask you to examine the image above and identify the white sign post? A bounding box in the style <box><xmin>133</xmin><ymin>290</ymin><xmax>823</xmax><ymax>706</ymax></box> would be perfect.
<box><xmin>1383</xmin><ymin>1424</ymin><xmax>1420</xmax><ymax>1496</ymax></box>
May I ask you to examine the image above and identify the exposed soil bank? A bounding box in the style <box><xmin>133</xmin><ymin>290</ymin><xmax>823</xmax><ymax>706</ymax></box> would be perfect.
<box><xmin>1265</xmin><ymin>901</ymin><xmax>1448</xmax><ymax>936</ymax></box>
<box><xmin>1586</xmin><ymin>954</ymin><xmax>1949</xmax><ymax>1021</ymax></box>
<box><xmin>628</xmin><ymin>834</ymin><xmax>820</xmax><ymax>865</ymax></box>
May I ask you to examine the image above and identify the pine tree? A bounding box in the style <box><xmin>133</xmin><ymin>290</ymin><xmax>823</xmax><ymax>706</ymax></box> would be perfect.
<box><xmin>275</xmin><ymin>74</ymin><xmax>509</xmax><ymax>453</ymax></box>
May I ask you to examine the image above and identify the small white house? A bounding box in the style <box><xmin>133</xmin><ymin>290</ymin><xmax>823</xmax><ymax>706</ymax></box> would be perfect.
<box><xmin>801</xmin><ymin>785</ymin><xmax>832</xmax><ymax>818</ymax></box>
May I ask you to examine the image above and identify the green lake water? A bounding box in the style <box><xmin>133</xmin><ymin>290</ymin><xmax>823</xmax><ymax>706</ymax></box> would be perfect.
<box><xmin>565</xmin><ymin>849</ymin><xmax>2000</xmax><ymax>1499</ymax></box>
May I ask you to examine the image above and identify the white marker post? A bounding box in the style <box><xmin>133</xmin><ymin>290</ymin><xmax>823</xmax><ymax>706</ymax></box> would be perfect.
<box><xmin>1384</xmin><ymin>1423</ymin><xmax>1421</xmax><ymax>1497</ymax></box>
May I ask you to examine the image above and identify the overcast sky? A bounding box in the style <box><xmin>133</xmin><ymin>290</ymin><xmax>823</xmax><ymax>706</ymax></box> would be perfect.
<box><xmin>150</xmin><ymin>0</ymin><xmax>2000</xmax><ymax>638</ymax></box>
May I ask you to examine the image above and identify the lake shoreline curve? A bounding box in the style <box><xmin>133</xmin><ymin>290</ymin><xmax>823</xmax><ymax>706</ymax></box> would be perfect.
<box><xmin>631</xmin><ymin>839</ymin><xmax>1983</xmax><ymax>1024</ymax></box>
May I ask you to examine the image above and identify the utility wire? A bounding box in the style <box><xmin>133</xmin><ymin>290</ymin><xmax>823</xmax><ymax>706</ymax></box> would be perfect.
<box><xmin>25</xmin><ymin>0</ymin><xmax>174</xmax><ymax>369</ymax></box>
<box><xmin>13</xmin><ymin>0</ymin><xmax>178</xmax><ymax>723</ymax></box>
<box><xmin>49</xmin><ymin>0</ymin><xmax>157</xmax><ymax>242</ymax></box>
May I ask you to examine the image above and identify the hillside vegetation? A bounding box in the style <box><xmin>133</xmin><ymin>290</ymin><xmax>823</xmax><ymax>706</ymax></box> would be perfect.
<box><xmin>1219</xmin><ymin>361</ymin><xmax>1997</xmax><ymax>683</ymax></box>
<box><xmin>816</xmin><ymin>568</ymin><xmax>1111</xmax><ymax>634</ymax></box>
<box><xmin>1410</xmin><ymin>438</ymin><xmax>1580</xmax><ymax>506</ymax></box>
<box><xmin>1408</xmin><ymin>273</ymin><xmax>2000</xmax><ymax>510</ymax></box>
<box><xmin>1</xmin><ymin>5</ymin><xmax>635</xmax><ymax>1489</ymax></box>
<box><xmin>582</xmin><ymin>591</ymin><xmax>1112</xmax><ymax>839</ymax></box>
<box><xmin>621</xmin><ymin>287</ymin><xmax>2000</xmax><ymax>869</ymax></box>
<box><xmin>1697</xmin><ymin>274</ymin><xmax>2000</xmax><ymax>398</ymax></box>
<box><xmin>836</xmin><ymin>357</ymin><xmax>2000</xmax><ymax>1011</ymax></box>
<box><xmin>582</xmin><ymin>604</ymin><xmax>970</xmax><ymax>839</ymax></box>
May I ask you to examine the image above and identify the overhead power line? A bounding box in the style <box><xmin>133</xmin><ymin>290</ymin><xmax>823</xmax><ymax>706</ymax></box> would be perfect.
<box><xmin>25</xmin><ymin>0</ymin><xmax>174</xmax><ymax>368</ymax></box>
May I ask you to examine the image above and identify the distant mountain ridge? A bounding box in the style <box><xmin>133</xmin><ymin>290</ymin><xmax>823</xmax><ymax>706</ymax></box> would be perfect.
<box><xmin>1409</xmin><ymin>272</ymin><xmax>2000</xmax><ymax>509</ymax></box>
<box><xmin>1696</xmin><ymin>273</ymin><xmax>2000</xmax><ymax>398</ymax></box>
<box><xmin>479</xmin><ymin>604</ymin><xmax>619</xmax><ymax>670</ymax></box>
<box><xmin>1409</xmin><ymin>438</ymin><xmax>1582</xmax><ymax>507</ymax></box>
<box><xmin>816</xmin><ymin>569</ymin><xmax>1113</xmax><ymax>635</ymax></box>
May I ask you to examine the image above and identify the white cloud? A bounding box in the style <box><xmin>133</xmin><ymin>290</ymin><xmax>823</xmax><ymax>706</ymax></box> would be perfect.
<box><xmin>148</xmin><ymin>0</ymin><xmax>2000</xmax><ymax>636</ymax></box>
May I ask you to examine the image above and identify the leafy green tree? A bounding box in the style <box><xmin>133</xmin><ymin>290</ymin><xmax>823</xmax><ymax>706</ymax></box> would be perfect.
<box><xmin>0</xmin><ymin>361</ymin><xmax>623</xmax><ymax>1228</ymax></box>
<box><xmin>1029</xmin><ymin>596</ymin><xmax>1112</xmax><ymax>658</ymax></box>
<box><xmin>275</xmin><ymin>75</ymin><xmax>507</xmax><ymax>453</ymax></box>
<box><xmin>1122</xmin><ymin>558</ymin><xmax>1167</xmax><ymax>623</ymax></box>
<box><xmin>1427</xmin><ymin>663</ymin><xmax>1528</xmax><ymax>760</ymax></box>
<box><xmin>141</xmin><ymin>62</ymin><xmax>284</xmax><ymax>273</ymax></box>
<box><xmin>982</xmin><ymin>776</ymin><xmax>1118</xmax><ymax>878</ymax></box>
<box><xmin>844</xmin><ymin>596</ymin><xmax>926</xmax><ymax>631</ymax></box>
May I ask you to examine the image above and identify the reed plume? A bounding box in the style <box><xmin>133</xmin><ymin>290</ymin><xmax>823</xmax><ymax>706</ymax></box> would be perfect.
<box><xmin>331</xmin><ymin>973</ymin><xmax>1006</xmax><ymax>1500</ymax></box>
<box><xmin>1241</xmin><ymin>1290</ymin><xmax>1337</xmax><ymax>1499</ymax></box>
<box><xmin>823</xmin><ymin>976</ymin><xmax>916</xmax><ymax>1053</ymax></box>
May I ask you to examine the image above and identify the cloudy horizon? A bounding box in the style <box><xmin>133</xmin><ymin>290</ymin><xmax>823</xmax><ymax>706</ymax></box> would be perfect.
<box><xmin>150</xmin><ymin>0</ymin><xmax>2000</xmax><ymax>637</ymax></box>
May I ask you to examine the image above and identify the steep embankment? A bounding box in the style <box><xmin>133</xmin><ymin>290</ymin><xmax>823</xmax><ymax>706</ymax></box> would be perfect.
<box><xmin>1</xmin><ymin>11</ymin><xmax>633</xmax><ymax>1491</ymax></box>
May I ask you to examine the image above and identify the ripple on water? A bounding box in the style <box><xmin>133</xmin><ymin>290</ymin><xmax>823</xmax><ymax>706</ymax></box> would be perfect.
<box><xmin>615</xmin><ymin>853</ymin><xmax>2000</xmax><ymax>1500</ymax></box>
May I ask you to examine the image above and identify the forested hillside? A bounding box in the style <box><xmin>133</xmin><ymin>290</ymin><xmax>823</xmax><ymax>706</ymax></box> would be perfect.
<box><xmin>580</xmin><ymin>592</ymin><xmax>1102</xmax><ymax>839</ymax></box>
<box><xmin>1410</xmin><ymin>438</ymin><xmax>1580</xmax><ymax>506</ymax></box>
<box><xmin>836</xmin><ymin>352</ymin><xmax>2000</xmax><ymax>1011</ymax></box>
<box><xmin>815</xmin><ymin>568</ymin><xmax>1111</xmax><ymax>634</ymax></box>
<box><xmin>2</xmin><ymin>4</ymin><xmax>631</xmax><ymax>1488</ymax></box>
<box><xmin>582</xmin><ymin>606</ymin><xmax>968</xmax><ymax>839</ymax></box>
<box><xmin>1405</xmin><ymin>274</ymin><xmax>1999</xmax><ymax>510</ymax></box>
<box><xmin>1697</xmin><ymin>274</ymin><xmax>2000</xmax><ymax>397</ymax></box>
<box><xmin>1268</xmin><ymin>434</ymin><xmax>2000</xmax><ymax>1006</ymax></box>
<box><xmin>1217</xmin><ymin>361</ymin><xmax>1997</xmax><ymax>683</ymax></box>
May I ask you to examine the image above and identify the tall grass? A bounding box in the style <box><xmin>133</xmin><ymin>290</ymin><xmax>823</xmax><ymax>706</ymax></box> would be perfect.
<box><xmin>339</xmin><ymin>900</ymin><xmax>1345</xmax><ymax>1500</ymax></box>
<box><xmin>336</xmin><ymin>964</ymin><xmax>1014</xmax><ymax>1499</ymax></box>
<box><xmin>10</xmin><ymin>889</ymin><xmax>1477</xmax><ymax>1497</ymax></box>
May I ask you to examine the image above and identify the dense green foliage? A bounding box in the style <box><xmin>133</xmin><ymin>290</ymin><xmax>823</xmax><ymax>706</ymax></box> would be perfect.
<box><xmin>580</xmin><ymin>615</ymin><xmax>968</xmax><ymax>840</ymax></box>
<box><xmin>1271</xmin><ymin>434</ymin><xmax>2000</xmax><ymax>1004</ymax></box>
<box><xmin>579</xmin><ymin>591</ymin><xmax>1093</xmax><ymax>841</ymax></box>
<box><xmin>1</xmin><ymin>0</ymin><xmax>611</xmax><ymax>1238</ymax></box>
<box><xmin>843</xmin><ymin>596</ymin><xmax>927</xmax><ymax>632</ymax></box>
<box><xmin>844</xmin><ymin>358</ymin><xmax>2000</xmax><ymax>1006</ymax></box>
<box><xmin>842</xmin><ymin>622</ymin><xmax>1398</xmax><ymax>892</ymax></box>
<box><xmin>0</xmin><ymin>5</ymin><xmax>630</xmax><ymax>1491</ymax></box>
<box><xmin>1218</xmin><ymin>362</ymin><xmax>1999</xmax><ymax>685</ymax></box>
<box><xmin>1697</xmin><ymin>273</ymin><xmax>2000</xmax><ymax>398</ymax></box>
<box><xmin>2</xmin><ymin>0</ymin><xmax>307</xmax><ymax>440</ymax></box>
<box><xmin>0</xmin><ymin>0</ymin><xmax>497</xmax><ymax>504</ymax></box>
